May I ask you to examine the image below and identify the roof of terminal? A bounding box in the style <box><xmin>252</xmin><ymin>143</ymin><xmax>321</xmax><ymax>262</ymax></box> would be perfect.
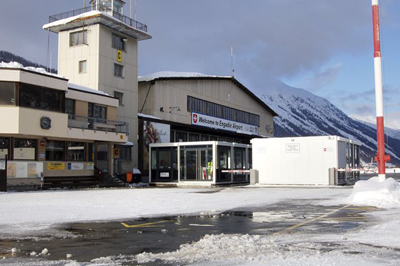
<box><xmin>138</xmin><ymin>71</ymin><xmax>278</xmax><ymax>116</ymax></box>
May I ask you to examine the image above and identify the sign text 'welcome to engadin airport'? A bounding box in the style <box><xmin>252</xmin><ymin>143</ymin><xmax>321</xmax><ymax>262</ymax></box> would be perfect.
<box><xmin>191</xmin><ymin>112</ymin><xmax>259</xmax><ymax>135</ymax></box>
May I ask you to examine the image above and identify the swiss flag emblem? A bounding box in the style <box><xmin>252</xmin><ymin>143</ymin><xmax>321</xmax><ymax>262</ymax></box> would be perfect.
<box><xmin>193</xmin><ymin>114</ymin><xmax>198</xmax><ymax>124</ymax></box>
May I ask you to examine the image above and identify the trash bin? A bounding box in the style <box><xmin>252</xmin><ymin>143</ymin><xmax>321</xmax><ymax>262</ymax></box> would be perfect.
<box><xmin>126</xmin><ymin>172</ymin><xmax>133</xmax><ymax>183</ymax></box>
<box><xmin>132</xmin><ymin>168</ymin><xmax>142</xmax><ymax>183</ymax></box>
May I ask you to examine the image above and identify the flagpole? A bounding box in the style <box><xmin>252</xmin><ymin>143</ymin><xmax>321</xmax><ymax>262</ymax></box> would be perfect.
<box><xmin>372</xmin><ymin>0</ymin><xmax>388</xmax><ymax>181</ymax></box>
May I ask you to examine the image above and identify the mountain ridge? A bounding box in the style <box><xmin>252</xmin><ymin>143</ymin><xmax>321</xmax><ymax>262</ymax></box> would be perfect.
<box><xmin>261</xmin><ymin>80</ymin><xmax>400</xmax><ymax>165</ymax></box>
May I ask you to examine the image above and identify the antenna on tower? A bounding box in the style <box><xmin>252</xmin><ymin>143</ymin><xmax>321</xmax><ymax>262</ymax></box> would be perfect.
<box><xmin>135</xmin><ymin>0</ymin><xmax>137</xmax><ymax>21</ymax></box>
<box><xmin>230</xmin><ymin>47</ymin><xmax>234</xmax><ymax>77</ymax></box>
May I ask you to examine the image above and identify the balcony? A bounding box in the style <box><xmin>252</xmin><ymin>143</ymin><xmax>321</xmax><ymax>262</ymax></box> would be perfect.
<box><xmin>68</xmin><ymin>115</ymin><xmax>129</xmax><ymax>136</ymax></box>
<box><xmin>48</xmin><ymin>5</ymin><xmax>148</xmax><ymax>33</ymax></box>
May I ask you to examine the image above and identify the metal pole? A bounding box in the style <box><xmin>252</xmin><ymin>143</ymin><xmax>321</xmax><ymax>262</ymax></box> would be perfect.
<box><xmin>135</xmin><ymin>0</ymin><xmax>137</xmax><ymax>21</ymax></box>
<box><xmin>372</xmin><ymin>0</ymin><xmax>387</xmax><ymax>181</ymax></box>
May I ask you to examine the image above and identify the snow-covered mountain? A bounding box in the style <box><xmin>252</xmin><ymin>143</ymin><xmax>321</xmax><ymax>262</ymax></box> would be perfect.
<box><xmin>261</xmin><ymin>81</ymin><xmax>400</xmax><ymax>165</ymax></box>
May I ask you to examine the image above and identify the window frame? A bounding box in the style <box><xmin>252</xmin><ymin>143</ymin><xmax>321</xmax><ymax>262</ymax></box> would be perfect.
<box><xmin>70</xmin><ymin>30</ymin><xmax>88</xmax><ymax>46</ymax></box>
<box><xmin>13</xmin><ymin>138</ymin><xmax>37</xmax><ymax>160</ymax></box>
<box><xmin>0</xmin><ymin>82</ymin><xmax>16</xmax><ymax>106</ymax></box>
<box><xmin>79</xmin><ymin>60</ymin><xmax>87</xmax><ymax>73</ymax></box>
<box><xmin>114</xmin><ymin>91</ymin><xmax>124</xmax><ymax>106</ymax></box>
<box><xmin>112</xmin><ymin>33</ymin><xmax>126</xmax><ymax>51</ymax></box>
<box><xmin>114</xmin><ymin>63</ymin><xmax>124</xmax><ymax>78</ymax></box>
<box><xmin>18</xmin><ymin>83</ymin><xmax>65</xmax><ymax>113</ymax></box>
<box><xmin>67</xmin><ymin>142</ymin><xmax>86</xmax><ymax>162</ymax></box>
<box><xmin>46</xmin><ymin>140</ymin><xmax>66</xmax><ymax>161</ymax></box>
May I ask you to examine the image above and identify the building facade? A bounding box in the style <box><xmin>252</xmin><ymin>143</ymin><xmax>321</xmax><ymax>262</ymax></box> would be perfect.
<box><xmin>138</xmin><ymin>72</ymin><xmax>278</xmax><ymax>177</ymax></box>
<box><xmin>0</xmin><ymin>66</ymin><xmax>128</xmax><ymax>188</ymax></box>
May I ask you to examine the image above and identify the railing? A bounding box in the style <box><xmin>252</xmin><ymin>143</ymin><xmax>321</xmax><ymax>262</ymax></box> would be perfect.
<box><xmin>48</xmin><ymin>5</ymin><xmax>148</xmax><ymax>33</ymax></box>
<box><xmin>68</xmin><ymin>114</ymin><xmax>129</xmax><ymax>135</ymax></box>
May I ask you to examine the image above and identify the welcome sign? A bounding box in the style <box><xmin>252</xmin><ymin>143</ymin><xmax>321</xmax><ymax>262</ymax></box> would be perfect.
<box><xmin>191</xmin><ymin>112</ymin><xmax>259</xmax><ymax>135</ymax></box>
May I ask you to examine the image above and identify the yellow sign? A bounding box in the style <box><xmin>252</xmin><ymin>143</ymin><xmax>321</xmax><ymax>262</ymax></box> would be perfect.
<box><xmin>113</xmin><ymin>148</ymin><xmax>120</xmax><ymax>159</ymax></box>
<box><xmin>117</xmin><ymin>50</ymin><xmax>122</xmax><ymax>62</ymax></box>
<box><xmin>47</xmin><ymin>162</ymin><xmax>65</xmax><ymax>170</ymax></box>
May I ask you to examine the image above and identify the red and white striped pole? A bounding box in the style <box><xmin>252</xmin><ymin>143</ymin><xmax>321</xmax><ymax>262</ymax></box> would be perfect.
<box><xmin>372</xmin><ymin>0</ymin><xmax>388</xmax><ymax>181</ymax></box>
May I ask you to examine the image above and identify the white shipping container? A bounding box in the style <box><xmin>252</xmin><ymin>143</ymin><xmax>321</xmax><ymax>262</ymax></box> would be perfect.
<box><xmin>251</xmin><ymin>136</ymin><xmax>360</xmax><ymax>185</ymax></box>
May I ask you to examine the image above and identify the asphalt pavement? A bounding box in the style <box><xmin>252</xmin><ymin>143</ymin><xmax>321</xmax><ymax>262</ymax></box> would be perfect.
<box><xmin>0</xmin><ymin>198</ymin><xmax>377</xmax><ymax>264</ymax></box>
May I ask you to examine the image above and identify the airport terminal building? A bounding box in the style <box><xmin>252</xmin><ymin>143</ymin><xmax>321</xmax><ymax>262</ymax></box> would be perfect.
<box><xmin>137</xmin><ymin>72</ymin><xmax>278</xmax><ymax>181</ymax></box>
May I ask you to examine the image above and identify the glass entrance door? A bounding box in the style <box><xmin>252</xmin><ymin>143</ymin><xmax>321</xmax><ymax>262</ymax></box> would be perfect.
<box><xmin>185</xmin><ymin>150</ymin><xmax>197</xmax><ymax>180</ymax></box>
<box><xmin>181</xmin><ymin>147</ymin><xmax>213</xmax><ymax>181</ymax></box>
<box><xmin>200</xmin><ymin>149</ymin><xmax>212</xmax><ymax>181</ymax></box>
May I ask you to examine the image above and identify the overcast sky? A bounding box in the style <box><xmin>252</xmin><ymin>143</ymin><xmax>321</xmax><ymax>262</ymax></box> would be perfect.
<box><xmin>0</xmin><ymin>0</ymin><xmax>399</xmax><ymax>129</ymax></box>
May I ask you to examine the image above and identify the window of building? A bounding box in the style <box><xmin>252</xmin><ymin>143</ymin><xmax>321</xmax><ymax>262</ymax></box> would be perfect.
<box><xmin>68</xmin><ymin>142</ymin><xmax>85</xmax><ymax>161</ymax></box>
<box><xmin>65</xmin><ymin>99</ymin><xmax>75</xmax><ymax>119</ymax></box>
<box><xmin>46</xmin><ymin>141</ymin><xmax>65</xmax><ymax>161</ymax></box>
<box><xmin>70</xmin><ymin>30</ymin><xmax>87</xmax><ymax>46</ymax></box>
<box><xmin>88</xmin><ymin>103</ymin><xmax>107</xmax><ymax>120</ymax></box>
<box><xmin>19</xmin><ymin>83</ymin><xmax>64</xmax><ymax>112</ymax></box>
<box><xmin>114</xmin><ymin>91</ymin><xmax>124</xmax><ymax>106</ymax></box>
<box><xmin>14</xmin><ymin>139</ymin><xmax>37</xmax><ymax>160</ymax></box>
<box><xmin>112</xmin><ymin>33</ymin><xmax>126</xmax><ymax>51</ymax></box>
<box><xmin>176</xmin><ymin>131</ymin><xmax>187</xmax><ymax>142</ymax></box>
<box><xmin>187</xmin><ymin>96</ymin><xmax>260</xmax><ymax>126</ymax></box>
<box><xmin>114</xmin><ymin>63</ymin><xmax>124</xmax><ymax>77</ymax></box>
<box><xmin>0</xmin><ymin>138</ymin><xmax>10</xmax><ymax>159</ymax></box>
<box><xmin>189</xmin><ymin>133</ymin><xmax>199</xmax><ymax>142</ymax></box>
<box><xmin>0</xmin><ymin>82</ymin><xmax>15</xmax><ymax>106</ymax></box>
<box><xmin>79</xmin><ymin>60</ymin><xmax>87</xmax><ymax>73</ymax></box>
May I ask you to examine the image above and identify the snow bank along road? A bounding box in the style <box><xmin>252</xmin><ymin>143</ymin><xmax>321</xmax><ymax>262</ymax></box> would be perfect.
<box><xmin>0</xmin><ymin>178</ymin><xmax>400</xmax><ymax>265</ymax></box>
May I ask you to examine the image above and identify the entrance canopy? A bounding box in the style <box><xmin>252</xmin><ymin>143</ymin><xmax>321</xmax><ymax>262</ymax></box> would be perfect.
<box><xmin>149</xmin><ymin>141</ymin><xmax>252</xmax><ymax>186</ymax></box>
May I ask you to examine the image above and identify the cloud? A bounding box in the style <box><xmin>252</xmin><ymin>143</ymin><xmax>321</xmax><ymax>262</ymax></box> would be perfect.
<box><xmin>138</xmin><ymin>0</ymin><xmax>374</xmax><ymax>92</ymax></box>
<box><xmin>300</xmin><ymin>63</ymin><xmax>342</xmax><ymax>91</ymax></box>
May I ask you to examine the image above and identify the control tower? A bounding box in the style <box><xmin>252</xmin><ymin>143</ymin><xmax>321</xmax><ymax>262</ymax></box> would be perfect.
<box><xmin>44</xmin><ymin>0</ymin><xmax>152</xmax><ymax>172</ymax></box>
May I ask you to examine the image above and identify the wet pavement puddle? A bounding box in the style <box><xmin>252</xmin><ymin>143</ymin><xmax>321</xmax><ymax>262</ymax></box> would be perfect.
<box><xmin>0</xmin><ymin>203</ymin><xmax>378</xmax><ymax>264</ymax></box>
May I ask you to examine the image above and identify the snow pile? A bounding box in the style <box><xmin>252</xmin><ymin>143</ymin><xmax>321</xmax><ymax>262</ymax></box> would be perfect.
<box><xmin>134</xmin><ymin>233</ymin><xmax>386</xmax><ymax>266</ymax></box>
<box><xmin>135</xmin><ymin>234</ymin><xmax>307</xmax><ymax>264</ymax></box>
<box><xmin>347</xmin><ymin>177</ymin><xmax>400</xmax><ymax>208</ymax></box>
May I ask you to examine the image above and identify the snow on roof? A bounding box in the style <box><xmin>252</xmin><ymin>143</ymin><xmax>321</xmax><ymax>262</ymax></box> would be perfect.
<box><xmin>138</xmin><ymin>71</ymin><xmax>231</xmax><ymax>82</ymax></box>
<box><xmin>0</xmin><ymin>61</ymin><xmax>64</xmax><ymax>79</ymax></box>
<box><xmin>43</xmin><ymin>10</ymin><xmax>103</xmax><ymax>30</ymax></box>
<box><xmin>43</xmin><ymin>10</ymin><xmax>150</xmax><ymax>39</ymax></box>
<box><xmin>68</xmin><ymin>83</ymin><xmax>111</xmax><ymax>97</ymax></box>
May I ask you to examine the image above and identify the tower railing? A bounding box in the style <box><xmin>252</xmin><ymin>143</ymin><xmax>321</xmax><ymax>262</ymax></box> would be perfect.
<box><xmin>48</xmin><ymin>5</ymin><xmax>147</xmax><ymax>33</ymax></box>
